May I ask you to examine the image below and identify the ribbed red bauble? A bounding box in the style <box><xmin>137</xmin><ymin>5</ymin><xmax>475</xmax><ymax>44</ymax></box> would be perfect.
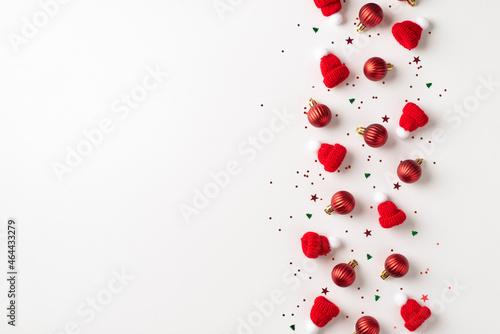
<box><xmin>307</xmin><ymin>98</ymin><xmax>332</xmax><ymax>128</ymax></box>
<box><xmin>356</xmin><ymin>3</ymin><xmax>383</xmax><ymax>33</ymax></box>
<box><xmin>397</xmin><ymin>159</ymin><xmax>423</xmax><ymax>183</ymax></box>
<box><xmin>355</xmin><ymin>316</ymin><xmax>380</xmax><ymax>334</ymax></box>
<box><xmin>356</xmin><ymin>124</ymin><xmax>388</xmax><ymax>148</ymax></box>
<box><xmin>399</xmin><ymin>0</ymin><xmax>416</xmax><ymax>6</ymax></box>
<box><xmin>332</xmin><ymin>260</ymin><xmax>357</xmax><ymax>287</ymax></box>
<box><xmin>325</xmin><ymin>191</ymin><xmax>355</xmax><ymax>215</ymax></box>
<box><xmin>381</xmin><ymin>253</ymin><xmax>409</xmax><ymax>280</ymax></box>
<box><xmin>363</xmin><ymin>57</ymin><xmax>393</xmax><ymax>81</ymax></box>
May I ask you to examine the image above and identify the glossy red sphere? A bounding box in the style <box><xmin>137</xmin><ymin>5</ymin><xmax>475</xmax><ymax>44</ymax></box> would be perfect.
<box><xmin>330</xmin><ymin>191</ymin><xmax>355</xmax><ymax>215</ymax></box>
<box><xmin>385</xmin><ymin>254</ymin><xmax>410</xmax><ymax>278</ymax></box>
<box><xmin>364</xmin><ymin>57</ymin><xmax>389</xmax><ymax>81</ymax></box>
<box><xmin>359</xmin><ymin>3</ymin><xmax>383</xmax><ymax>28</ymax></box>
<box><xmin>397</xmin><ymin>159</ymin><xmax>422</xmax><ymax>183</ymax></box>
<box><xmin>355</xmin><ymin>316</ymin><xmax>380</xmax><ymax>334</ymax></box>
<box><xmin>332</xmin><ymin>263</ymin><xmax>356</xmax><ymax>287</ymax></box>
<box><xmin>363</xmin><ymin>124</ymin><xmax>388</xmax><ymax>147</ymax></box>
<box><xmin>307</xmin><ymin>103</ymin><xmax>332</xmax><ymax>127</ymax></box>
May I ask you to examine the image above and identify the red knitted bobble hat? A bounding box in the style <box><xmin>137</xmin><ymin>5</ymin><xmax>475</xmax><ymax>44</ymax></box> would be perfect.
<box><xmin>311</xmin><ymin>141</ymin><xmax>347</xmax><ymax>173</ymax></box>
<box><xmin>394</xmin><ymin>293</ymin><xmax>432</xmax><ymax>332</ymax></box>
<box><xmin>318</xmin><ymin>50</ymin><xmax>350</xmax><ymax>89</ymax></box>
<box><xmin>392</xmin><ymin>17</ymin><xmax>429</xmax><ymax>50</ymax></box>
<box><xmin>396</xmin><ymin>102</ymin><xmax>429</xmax><ymax>139</ymax></box>
<box><xmin>301</xmin><ymin>232</ymin><xmax>341</xmax><ymax>259</ymax></box>
<box><xmin>374</xmin><ymin>192</ymin><xmax>406</xmax><ymax>229</ymax></box>
<box><xmin>306</xmin><ymin>296</ymin><xmax>340</xmax><ymax>333</ymax></box>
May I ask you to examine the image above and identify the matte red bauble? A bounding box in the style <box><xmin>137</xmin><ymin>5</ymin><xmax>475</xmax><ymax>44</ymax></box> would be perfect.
<box><xmin>356</xmin><ymin>124</ymin><xmax>388</xmax><ymax>148</ymax></box>
<box><xmin>381</xmin><ymin>253</ymin><xmax>409</xmax><ymax>280</ymax></box>
<box><xmin>363</xmin><ymin>57</ymin><xmax>393</xmax><ymax>81</ymax></box>
<box><xmin>399</xmin><ymin>0</ymin><xmax>416</xmax><ymax>6</ymax></box>
<box><xmin>325</xmin><ymin>191</ymin><xmax>355</xmax><ymax>215</ymax></box>
<box><xmin>397</xmin><ymin>159</ymin><xmax>423</xmax><ymax>183</ymax></box>
<box><xmin>307</xmin><ymin>98</ymin><xmax>332</xmax><ymax>128</ymax></box>
<box><xmin>356</xmin><ymin>3</ymin><xmax>383</xmax><ymax>33</ymax></box>
<box><xmin>355</xmin><ymin>316</ymin><xmax>380</xmax><ymax>334</ymax></box>
<box><xmin>332</xmin><ymin>260</ymin><xmax>358</xmax><ymax>287</ymax></box>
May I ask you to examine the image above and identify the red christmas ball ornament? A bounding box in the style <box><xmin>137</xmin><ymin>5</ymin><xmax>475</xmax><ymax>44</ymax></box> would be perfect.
<box><xmin>356</xmin><ymin>3</ymin><xmax>383</xmax><ymax>33</ymax></box>
<box><xmin>356</xmin><ymin>124</ymin><xmax>388</xmax><ymax>148</ymax></box>
<box><xmin>397</xmin><ymin>158</ymin><xmax>423</xmax><ymax>183</ymax></box>
<box><xmin>325</xmin><ymin>191</ymin><xmax>355</xmax><ymax>215</ymax></box>
<box><xmin>381</xmin><ymin>254</ymin><xmax>409</xmax><ymax>280</ymax></box>
<box><xmin>399</xmin><ymin>0</ymin><xmax>416</xmax><ymax>7</ymax></box>
<box><xmin>307</xmin><ymin>98</ymin><xmax>332</xmax><ymax>128</ymax></box>
<box><xmin>332</xmin><ymin>260</ymin><xmax>357</xmax><ymax>287</ymax></box>
<box><xmin>354</xmin><ymin>316</ymin><xmax>380</xmax><ymax>334</ymax></box>
<box><xmin>363</xmin><ymin>57</ymin><xmax>393</xmax><ymax>81</ymax></box>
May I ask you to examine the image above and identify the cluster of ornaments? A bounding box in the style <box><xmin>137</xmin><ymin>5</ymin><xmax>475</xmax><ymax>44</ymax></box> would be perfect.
<box><xmin>300</xmin><ymin>1</ymin><xmax>435</xmax><ymax>333</ymax></box>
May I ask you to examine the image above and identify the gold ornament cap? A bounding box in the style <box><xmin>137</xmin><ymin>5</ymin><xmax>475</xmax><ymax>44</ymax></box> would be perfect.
<box><xmin>406</xmin><ymin>0</ymin><xmax>417</xmax><ymax>6</ymax></box>
<box><xmin>356</xmin><ymin>127</ymin><xmax>366</xmax><ymax>136</ymax></box>
<box><xmin>309</xmin><ymin>98</ymin><xmax>317</xmax><ymax>107</ymax></box>
<box><xmin>356</xmin><ymin>23</ymin><xmax>366</xmax><ymax>33</ymax></box>
<box><xmin>348</xmin><ymin>259</ymin><xmax>358</xmax><ymax>268</ymax></box>
<box><xmin>381</xmin><ymin>270</ymin><xmax>390</xmax><ymax>280</ymax></box>
<box><xmin>387</xmin><ymin>63</ymin><xmax>394</xmax><ymax>71</ymax></box>
<box><xmin>415</xmin><ymin>158</ymin><xmax>424</xmax><ymax>166</ymax></box>
<box><xmin>325</xmin><ymin>205</ymin><xmax>334</xmax><ymax>215</ymax></box>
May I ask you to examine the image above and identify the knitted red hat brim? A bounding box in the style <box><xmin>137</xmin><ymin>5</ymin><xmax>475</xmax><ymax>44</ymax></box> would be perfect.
<box><xmin>392</xmin><ymin>21</ymin><xmax>422</xmax><ymax>50</ymax></box>
<box><xmin>379</xmin><ymin>210</ymin><xmax>406</xmax><ymax>228</ymax></box>
<box><xmin>404</xmin><ymin>306</ymin><xmax>431</xmax><ymax>331</ymax></box>
<box><xmin>314</xmin><ymin>0</ymin><xmax>342</xmax><ymax>16</ymax></box>
<box><xmin>323</xmin><ymin>65</ymin><xmax>350</xmax><ymax>88</ymax></box>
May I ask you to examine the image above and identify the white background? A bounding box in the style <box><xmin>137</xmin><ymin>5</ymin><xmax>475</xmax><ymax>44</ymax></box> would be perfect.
<box><xmin>0</xmin><ymin>0</ymin><xmax>499</xmax><ymax>333</ymax></box>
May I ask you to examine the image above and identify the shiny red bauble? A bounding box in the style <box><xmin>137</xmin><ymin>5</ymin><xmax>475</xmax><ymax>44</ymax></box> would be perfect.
<box><xmin>355</xmin><ymin>316</ymin><xmax>380</xmax><ymax>334</ymax></box>
<box><xmin>307</xmin><ymin>98</ymin><xmax>332</xmax><ymax>128</ymax></box>
<box><xmin>325</xmin><ymin>191</ymin><xmax>355</xmax><ymax>215</ymax></box>
<box><xmin>332</xmin><ymin>260</ymin><xmax>358</xmax><ymax>287</ymax></box>
<box><xmin>381</xmin><ymin>253</ymin><xmax>409</xmax><ymax>280</ymax></box>
<box><xmin>356</xmin><ymin>3</ymin><xmax>383</xmax><ymax>33</ymax></box>
<box><xmin>356</xmin><ymin>124</ymin><xmax>388</xmax><ymax>148</ymax></box>
<box><xmin>397</xmin><ymin>159</ymin><xmax>423</xmax><ymax>183</ymax></box>
<box><xmin>363</xmin><ymin>57</ymin><xmax>393</xmax><ymax>81</ymax></box>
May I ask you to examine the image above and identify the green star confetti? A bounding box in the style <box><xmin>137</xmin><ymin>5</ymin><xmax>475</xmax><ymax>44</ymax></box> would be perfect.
<box><xmin>426</xmin><ymin>83</ymin><xmax>432</xmax><ymax>88</ymax></box>
<box><xmin>375</xmin><ymin>295</ymin><xmax>380</xmax><ymax>301</ymax></box>
<box><xmin>306</xmin><ymin>214</ymin><xmax>312</xmax><ymax>219</ymax></box>
<box><xmin>313</xmin><ymin>27</ymin><xmax>319</xmax><ymax>33</ymax></box>
<box><xmin>367</xmin><ymin>254</ymin><xmax>373</xmax><ymax>260</ymax></box>
<box><xmin>349</xmin><ymin>98</ymin><xmax>355</xmax><ymax>104</ymax></box>
<box><xmin>290</xmin><ymin>324</ymin><xmax>296</xmax><ymax>331</ymax></box>
<box><xmin>364</xmin><ymin>173</ymin><xmax>371</xmax><ymax>179</ymax></box>
<box><xmin>412</xmin><ymin>231</ymin><xmax>418</xmax><ymax>236</ymax></box>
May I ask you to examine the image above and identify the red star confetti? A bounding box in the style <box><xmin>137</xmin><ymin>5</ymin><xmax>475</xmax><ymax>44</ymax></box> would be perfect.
<box><xmin>393</xmin><ymin>182</ymin><xmax>401</xmax><ymax>190</ymax></box>
<box><xmin>321</xmin><ymin>287</ymin><xmax>329</xmax><ymax>295</ymax></box>
<box><xmin>421</xmin><ymin>295</ymin><xmax>429</xmax><ymax>302</ymax></box>
<box><xmin>382</xmin><ymin>115</ymin><xmax>390</xmax><ymax>123</ymax></box>
<box><xmin>311</xmin><ymin>194</ymin><xmax>319</xmax><ymax>202</ymax></box>
<box><xmin>413</xmin><ymin>56</ymin><xmax>421</xmax><ymax>64</ymax></box>
<box><xmin>346</xmin><ymin>37</ymin><xmax>354</xmax><ymax>44</ymax></box>
<box><xmin>364</xmin><ymin>229</ymin><xmax>372</xmax><ymax>237</ymax></box>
